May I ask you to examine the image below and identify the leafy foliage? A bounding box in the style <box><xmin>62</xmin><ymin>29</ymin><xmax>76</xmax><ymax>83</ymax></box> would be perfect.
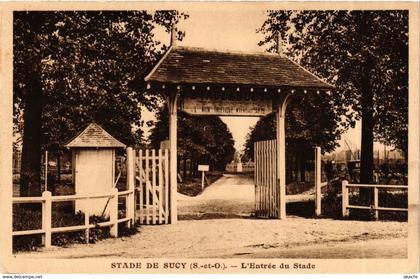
<box><xmin>149</xmin><ymin>106</ymin><xmax>235</xmax><ymax>171</ymax></box>
<box><xmin>259</xmin><ymin>11</ymin><xmax>408</xmax><ymax>185</ymax></box>
<box><xmin>14</xmin><ymin>11</ymin><xmax>188</xmax><ymax>195</ymax></box>
<box><xmin>258</xmin><ymin>10</ymin><xmax>408</xmax><ymax>155</ymax></box>
<box><xmin>244</xmin><ymin>93</ymin><xmax>342</xmax><ymax>161</ymax></box>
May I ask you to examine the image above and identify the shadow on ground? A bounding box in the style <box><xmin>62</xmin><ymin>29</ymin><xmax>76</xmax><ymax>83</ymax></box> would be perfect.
<box><xmin>286</xmin><ymin>201</ymin><xmax>316</xmax><ymax>218</ymax></box>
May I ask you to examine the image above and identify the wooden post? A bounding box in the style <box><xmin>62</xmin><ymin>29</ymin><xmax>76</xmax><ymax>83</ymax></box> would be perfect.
<box><xmin>126</xmin><ymin>147</ymin><xmax>135</xmax><ymax>228</ymax></box>
<box><xmin>164</xmin><ymin>149</ymin><xmax>169</xmax><ymax>224</ymax></box>
<box><xmin>158</xmin><ymin>149</ymin><xmax>163</xmax><ymax>224</ymax></box>
<box><xmin>374</xmin><ymin>186</ymin><xmax>379</xmax><ymax>220</ymax></box>
<box><xmin>276</xmin><ymin>95</ymin><xmax>289</xmax><ymax>220</ymax></box>
<box><xmin>44</xmin><ymin>150</ymin><xmax>48</xmax><ymax>192</ymax></box>
<box><xmin>201</xmin><ymin>171</ymin><xmax>205</xmax><ymax>190</ymax></box>
<box><xmin>42</xmin><ymin>191</ymin><xmax>52</xmax><ymax>248</ymax></box>
<box><xmin>110</xmin><ymin>188</ymin><xmax>119</xmax><ymax>237</ymax></box>
<box><xmin>145</xmin><ymin>150</ymin><xmax>150</xmax><ymax>224</ymax></box>
<box><xmin>315</xmin><ymin>146</ymin><xmax>322</xmax><ymax>216</ymax></box>
<box><xmin>84</xmin><ymin>205</ymin><xmax>90</xmax><ymax>244</ymax></box>
<box><xmin>152</xmin><ymin>149</ymin><xmax>157</xmax><ymax>224</ymax></box>
<box><xmin>169</xmin><ymin>91</ymin><xmax>178</xmax><ymax>224</ymax></box>
<box><xmin>139</xmin><ymin>150</ymin><xmax>144</xmax><ymax>224</ymax></box>
<box><xmin>342</xmin><ymin>180</ymin><xmax>349</xmax><ymax>218</ymax></box>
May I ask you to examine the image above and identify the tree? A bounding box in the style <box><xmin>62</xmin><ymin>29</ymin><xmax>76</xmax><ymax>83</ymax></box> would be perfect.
<box><xmin>149</xmin><ymin>106</ymin><xmax>235</xmax><ymax>176</ymax></box>
<box><xmin>244</xmin><ymin>93</ymin><xmax>342</xmax><ymax>182</ymax></box>
<box><xmin>259</xmin><ymin>11</ymin><xmax>408</xmax><ymax>186</ymax></box>
<box><xmin>14</xmin><ymin>11</ymin><xmax>188</xmax><ymax>196</ymax></box>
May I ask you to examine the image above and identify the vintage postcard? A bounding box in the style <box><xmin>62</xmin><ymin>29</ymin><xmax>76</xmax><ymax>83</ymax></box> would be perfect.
<box><xmin>0</xmin><ymin>1</ymin><xmax>419</xmax><ymax>275</ymax></box>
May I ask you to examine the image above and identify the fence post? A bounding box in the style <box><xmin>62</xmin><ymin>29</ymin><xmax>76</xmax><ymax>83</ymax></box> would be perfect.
<box><xmin>374</xmin><ymin>186</ymin><xmax>379</xmax><ymax>220</ymax></box>
<box><xmin>84</xmin><ymin>205</ymin><xmax>90</xmax><ymax>244</ymax></box>
<box><xmin>126</xmin><ymin>147</ymin><xmax>135</xmax><ymax>228</ymax></box>
<box><xmin>44</xmin><ymin>150</ymin><xmax>48</xmax><ymax>192</ymax></box>
<box><xmin>110</xmin><ymin>188</ymin><xmax>119</xmax><ymax>237</ymax></box>
<box><xmin>314</xmin><ymin>146</ymin><xmax>322</xmax><ymax>216</ymax></box>
<box><xmin>42</xmin><ymin>191</ymin><xmax>52</xmax><ymax>248</ymax></box>
<box><xmin>342</xmin><ymin>180</ymin><xmax>349</xmax><ymax>218</ymax></box>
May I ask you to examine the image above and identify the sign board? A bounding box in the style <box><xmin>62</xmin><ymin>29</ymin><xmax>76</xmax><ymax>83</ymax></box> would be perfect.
<box><xmin>198</xmin><ymin>164</ymin><xmax>209</xmax><ymax>172</ymax></box>
<box><xmin>181</xmin><ymin>97</ymin><xmax>273</xmax><ymax>116</ymax></box>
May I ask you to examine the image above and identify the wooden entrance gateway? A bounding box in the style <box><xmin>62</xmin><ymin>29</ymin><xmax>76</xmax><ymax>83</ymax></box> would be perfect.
<box><xmin>142</xmin><ymin>36</ymin><xmax>334</xmax><ymax>224</ymax></box>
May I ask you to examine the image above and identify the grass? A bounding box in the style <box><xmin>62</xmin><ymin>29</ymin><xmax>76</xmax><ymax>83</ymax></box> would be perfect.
<box><xmin>321</xmin><ymin>178</ymin><xmax>408</xmax><ymax>221</ymax></box>
<box><xmin>13</xmin><ymin>181</ymin><xmax>137</xmax><ymax>252</ymax></box>
<box><xmin>177</xmin><ymin>171</ymin><xmax>223</xmax><ymax>197</ymax></box>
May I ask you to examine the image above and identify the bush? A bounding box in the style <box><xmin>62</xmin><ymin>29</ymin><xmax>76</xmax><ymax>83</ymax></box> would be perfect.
<box><xmin>321</xmin><ymin>178</ymin><xmax>343</xmax><ymax>219</ymax></box>
<box><xmin>321</xmin><ymin>178</ymin><xmax>407</xmax><ymax>221</ymax></box>
<box><xmin>13</xmin><ymin>203</ymin><xmax>139</xmax><ymax>252</ymax></box>
<box><xmin>118</xmin><ymin>220</ymin><xmax>141</xmax><ymax>237</ymax></box>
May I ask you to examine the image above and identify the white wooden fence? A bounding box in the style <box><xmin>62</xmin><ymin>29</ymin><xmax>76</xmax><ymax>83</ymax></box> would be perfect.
<box><xmin>341</xmin><ymin>180</ymin><xmax>408</xmax><ymax>219</ymax></box>
<box><xmin>135</xmin><ymin>149</ymin><xmax>170</xmax><ymax>225</ymax></box>
<box><xmin>12</xmin><ymin>188</ymin><xmax>135</xmax><ymax>248</ymax></box>
<box><xmin>12</xmin><ymin>147</ymin><xmax>137</xmax><ymax>248</ymax></box>
<box><xmin>254</xmin><ymin>139</ymin><xmax>278</xmax><ymax>218</ymax></box>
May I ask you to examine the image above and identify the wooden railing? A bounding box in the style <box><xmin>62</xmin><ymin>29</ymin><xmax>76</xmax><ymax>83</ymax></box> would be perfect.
<box><xmin>341</xmin><ymin>180</ymin><xmax>408</xmax><ymax>219</ymax></box>
<box><xmin>13</xmin><ymin>188</ymin><xmax>135</xmax><ymax>248</ymax></box>
<box><xmin>135</xmin><ymin>148</ymin><xmax>170</xmax><ymax>225</ymax></box>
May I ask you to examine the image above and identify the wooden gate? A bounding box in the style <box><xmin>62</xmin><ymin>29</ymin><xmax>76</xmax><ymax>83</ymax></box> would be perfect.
<box><xmin>135</xmin><ymin>149</ymin><xmax>170</xmax><ymax>224</ymax></box>
<box><xmin>254</xmin><ymin>139</ymin><xmax>279</xmax><ymax>218</ymax></box>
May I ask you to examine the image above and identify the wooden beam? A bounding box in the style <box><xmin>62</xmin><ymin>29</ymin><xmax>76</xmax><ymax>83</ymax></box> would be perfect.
<box><xmin>315</xmin><ymin>146</ymin><xmax>322</xmax><ymax>216</ymax></box>
<box><xmin>276</xmin><ymin>94</ymin><xmax>290</xmax><ymax>220</ymax></box>
<box><xmin>168</xmin><ymin>90</ymin><xmax>178</xmax><ymax>224</ymax></box>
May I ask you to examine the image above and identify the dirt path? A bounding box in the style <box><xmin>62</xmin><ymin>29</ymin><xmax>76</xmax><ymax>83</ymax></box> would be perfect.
<box><xmin>17</xmin><ymin>174</ymin><xmax>407</xmax><ymax>259</ymax></box>
<box><xmin>178</xmin><ymin>174</ymin><xmax>255</xmax><ymax>219</ymax></box>
<box><xmin>178</xmin><ymin>173</ymin><xmax>322</xmax><ymax>219</ymax></box>
<box><xmin>18</xmin><ymin>217</ymin><xmax>407</xmax><ymax>259</ymax></box>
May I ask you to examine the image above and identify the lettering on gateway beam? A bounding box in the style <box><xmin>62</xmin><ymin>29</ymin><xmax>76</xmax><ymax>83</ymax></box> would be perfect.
<box><xmin>181</xmin><ymin>97</ymin><xmax>273</xmax><ymax>116</ymax></box>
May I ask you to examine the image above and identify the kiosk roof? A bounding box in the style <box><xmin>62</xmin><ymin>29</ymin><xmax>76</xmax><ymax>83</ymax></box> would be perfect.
<box><xmin>65</xmin><ymin>122</ymin><xmax>126</xmax><ymax>148</ymax></box>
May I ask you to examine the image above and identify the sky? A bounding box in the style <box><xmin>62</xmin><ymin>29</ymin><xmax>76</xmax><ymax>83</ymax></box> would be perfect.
<box><xmin>144</xmin><ymin>8</ymin><xmax>368</xmax><ymax>154</ymax></box>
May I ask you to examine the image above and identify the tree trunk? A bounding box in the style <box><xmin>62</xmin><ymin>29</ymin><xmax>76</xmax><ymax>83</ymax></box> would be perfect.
<box><xmin>57</xmin><ymin>151</ymin><xmax>61</xmax><ymax>182</ymax></box>
<box><xmin>300</xmin><ymin>153</ymin><xmax>306</xmax><ymax>182</ymax></box>
<box><xmin>183</xmin><ymin>157</ymin><xmax>187</xmax><ymax>180</ymax></box>
<box><xmin>20</xmin><ymin>72</ymin><xmax>43</xmax><ymax>197</ymax></box>
<box><xmin>188</xmin><ymin>157</ymin><xmax>193</xmax><ymax>179</ymax></box>
<box><xmin>359</xmin><ymin>58</ymin><xmax>375</xmax><ymax>199</ymax></box>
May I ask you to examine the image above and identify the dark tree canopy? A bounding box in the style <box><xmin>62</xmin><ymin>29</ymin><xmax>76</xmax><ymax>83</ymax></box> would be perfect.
<box><xmin>244</xmin><ymin>93</ymin><xmax>341</xmax><ymax>161</ymax></box>
<box><xmin>149</xmin><ymin>106</ymin><xmax>235</xmax><ymax>172</ymax></box>
<box><xmin>14</xmin><ymin>11</ymin><xmax>188</xmax><ymax>196</ymax></box>
<box><xmin>259</xmin><ymin>10</ymin><xmax>408</xmax><ymax>184</ymax></box>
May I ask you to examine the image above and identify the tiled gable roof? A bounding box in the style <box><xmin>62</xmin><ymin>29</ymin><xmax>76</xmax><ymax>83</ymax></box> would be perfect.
<box><xmin>65</xmin><ymin>123</ymin><xmax>126</xmax><ymax>148</ymax></box>
<box><xmin>145</xmin><ymin>46</ymin><xmax>334</xmax><ymax>90</ymax></box>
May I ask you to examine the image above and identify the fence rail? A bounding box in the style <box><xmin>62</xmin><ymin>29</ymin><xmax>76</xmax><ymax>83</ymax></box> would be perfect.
<box><xmin>12</xmin><ymin>187</ymin><xmax>135</xmax><ymax>248</ymax></box>
<box><xmin>341</xmin><ymin>180</ymin><xmax>408</xmax><ymax>219</ymax></box>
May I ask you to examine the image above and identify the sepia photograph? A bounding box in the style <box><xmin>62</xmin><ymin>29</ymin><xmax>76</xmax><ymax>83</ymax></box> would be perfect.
<box><xmin>0</xmin><ymin>1</ymin><xmax>419</xmax><ymax>275</ymax></box>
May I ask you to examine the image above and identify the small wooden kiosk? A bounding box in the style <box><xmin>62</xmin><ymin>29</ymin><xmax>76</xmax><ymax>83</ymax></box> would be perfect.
<box><xmin>65</xmin><ymin>122</ymin><xmax>126</xmax><ymax>216</ymax></box>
